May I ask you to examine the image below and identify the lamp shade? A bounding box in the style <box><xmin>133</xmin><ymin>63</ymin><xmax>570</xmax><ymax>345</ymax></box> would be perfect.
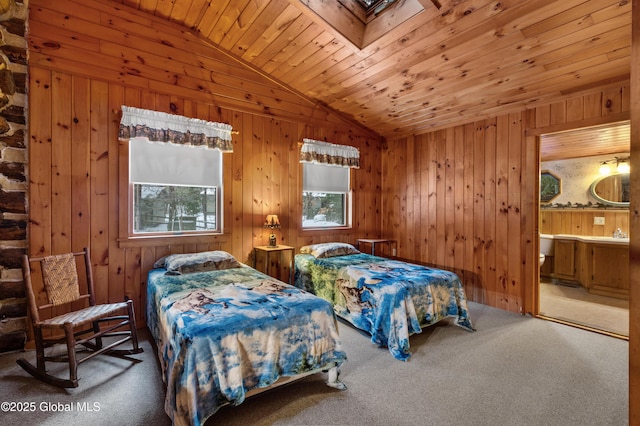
<box><xmin>617</xmin><ymin>160</ymin><xmax>630</xmax><ymax>173</ymax></box>
<box><xmin>264</xmin><ymin>214</ymin><xmax>280</xmax><ymax>228</ymax></box>
<box><xmin>599</xmin><ymin>162</ymin><xmax>611</xmax><ymax>175</ymax></box>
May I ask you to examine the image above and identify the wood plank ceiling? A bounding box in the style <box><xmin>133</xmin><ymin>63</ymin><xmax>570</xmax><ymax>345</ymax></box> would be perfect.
<box><xmin>114</xmin><ymin>0</ymin><xmax>631</xmax><ymax>149</ymax></box>
<box><xmin>541</xmin><ymin>122</ymin><xmax>630</xmax><ymax>162</ymax></box>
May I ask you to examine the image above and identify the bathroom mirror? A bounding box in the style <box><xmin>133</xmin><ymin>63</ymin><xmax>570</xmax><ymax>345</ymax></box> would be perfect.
<box><xmin>540</xmin><ymin>170</ymin><xmax>561</xmax><ymax>203</ymax></box>
<box><xmin>590</xmin><ymin>173</ymin><xmax>630</xmax><ymax>207</ymax></box>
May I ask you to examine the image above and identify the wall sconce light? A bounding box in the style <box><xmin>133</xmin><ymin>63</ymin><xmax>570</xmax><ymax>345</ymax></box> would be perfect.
<box><xmin>616</xmin><ymin>157</ymin><xmax>630</xmax><ymax>174</ymax></box>
<box><xmin>598</xmin><ymin>156</ymin><xmax>630</xmax><ymax>175</ymax></box>
<box><xmin>599</xmin><ymin>161</ymin><xmax>611</xmax><ymax>175</ymax></box>
<box><xmin>264</xmin><ymin>214</ymin><xmax>281</xmax><ymax>247</ymax></box>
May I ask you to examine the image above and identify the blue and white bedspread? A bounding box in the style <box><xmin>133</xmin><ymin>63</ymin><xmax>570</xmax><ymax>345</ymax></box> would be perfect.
<box><xmin>295</xmin><ymin>253</ymin><xmax>474</xmax><ymax>361</ymax></box>
<box><xmin>147</xmin><ymin>266</ymin><xmax>347</xmax><ymax>426</ymax></box>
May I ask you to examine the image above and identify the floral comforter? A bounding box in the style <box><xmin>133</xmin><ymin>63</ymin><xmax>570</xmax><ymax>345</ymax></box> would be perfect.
<box><xmin>295</xmin><ymin>253</ymin><xmax>473</xmax><ymax>361</ymax></box>
<box><xmin>147</xmin><ymin>265</ymin><xmax>347</xmax><ymax>426</ymax></box>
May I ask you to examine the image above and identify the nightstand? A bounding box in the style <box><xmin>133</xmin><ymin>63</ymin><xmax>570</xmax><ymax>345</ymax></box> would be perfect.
<box><xmin>356</xmin><ymin>238</ymin><xmax>397</xmax><ymax>257</ymax></box>
<box><xmin>254</xmin><ymin>245</ymin><xmax>295</xmax><ymax>285</ymax></box>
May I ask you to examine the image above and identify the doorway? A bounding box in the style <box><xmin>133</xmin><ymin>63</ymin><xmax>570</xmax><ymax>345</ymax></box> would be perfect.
<box><xmin>537</xmin><ymin>122</ymin><xmax>630</xmax><ymax>338</ymax></box>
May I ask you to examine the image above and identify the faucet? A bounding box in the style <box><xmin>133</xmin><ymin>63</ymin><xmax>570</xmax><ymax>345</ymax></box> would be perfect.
<box><xmin>613</xmin><ymin>228</ymin><xmax>628</xmax><ymax>238</ymax></box>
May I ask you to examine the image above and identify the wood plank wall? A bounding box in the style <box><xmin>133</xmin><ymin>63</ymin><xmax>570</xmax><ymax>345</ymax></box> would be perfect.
<box><xmin>382</xmin><ymin>83</ymin><xmax>630</xmax><ymax>314</ymax></box>
<box><xmin>27</xmin><ymin>0</ymin><xmax>382</xmax><ymax>325</ymax></box>
<box><xmin>540</xmin><ymin>210</ymin><xmax>629</xmax><ymax>236</ymax></box>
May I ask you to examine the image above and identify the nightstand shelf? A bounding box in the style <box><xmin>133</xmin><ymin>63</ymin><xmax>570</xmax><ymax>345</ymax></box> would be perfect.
<box><xmin>356</xmin><ymin>238</ymin><xmax>397</xmax><ymax>258</ymax></box>
<box><xmin>253</xmin><ymin>245</ymin><xmax>295</xmax><ymax>285</ymax></box>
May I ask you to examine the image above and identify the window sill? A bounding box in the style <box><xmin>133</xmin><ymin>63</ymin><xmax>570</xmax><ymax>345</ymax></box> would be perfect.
<box><xmin>299</xmin><ymin>226</ymin><xmax>353</xmax><ymax>236</ymax></box>
<box><xmin>117</xmin><ymin>233</ymin><xmax>227</xmax><ymax>248</ymax></box>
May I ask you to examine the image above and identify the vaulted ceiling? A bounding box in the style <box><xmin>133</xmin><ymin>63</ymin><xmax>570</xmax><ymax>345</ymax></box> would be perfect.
<box><xmin>115</xmin><ymin>0</ymin><xmax>631</xmax><ymax>146</ymax></box>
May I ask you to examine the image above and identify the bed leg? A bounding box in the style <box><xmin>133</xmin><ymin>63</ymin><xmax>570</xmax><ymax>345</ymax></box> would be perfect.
<box><xmin>325</xmin><ymin>365</ymin><xmax>347</xmax><ymax>390</ymax></box>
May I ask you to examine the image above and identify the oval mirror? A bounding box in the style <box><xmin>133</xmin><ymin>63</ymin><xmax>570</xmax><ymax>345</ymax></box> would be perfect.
<box><xmin>589</xmin><ymin>173</ymin><xmax>630</xmax><ymax>207</ymax></box>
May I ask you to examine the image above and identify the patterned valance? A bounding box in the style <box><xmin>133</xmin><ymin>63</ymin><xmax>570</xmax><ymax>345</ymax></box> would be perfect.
<box><xmin>119</xmin><ymin>106</ymin><xmax>234</xmax><ymax>152</ymax></box>
<box><xmin>299</xmin><ymin>138</ymin><xmax>360</xmax><ymax>169</ymax></box>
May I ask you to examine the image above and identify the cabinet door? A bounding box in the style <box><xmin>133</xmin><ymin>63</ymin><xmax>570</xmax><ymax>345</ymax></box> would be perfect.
<box><xmin>553</xmin><ymin>240</ymin><xmax>575</xmax><ymax>279</ymax></box>
<box><xmin>591</xmin><ymin>245</ymin><xmax>629</xmax><ymax>299</ymax></box>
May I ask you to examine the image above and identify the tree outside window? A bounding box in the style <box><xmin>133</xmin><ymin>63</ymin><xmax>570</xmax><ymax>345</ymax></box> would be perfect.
<box><xmin>134</xmin><ymin>185</ymin><xmax>217</xmax><ymax>233</ymax></box>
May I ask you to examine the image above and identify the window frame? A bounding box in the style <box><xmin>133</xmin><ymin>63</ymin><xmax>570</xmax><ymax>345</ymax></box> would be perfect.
<box><xmin>300</xmin><ymin>162</ymin><xmax>354</xmax><ymax>231</ymax></box>
<box><xmin>117</xmin><ymin>140</ymin><xmax>228</xmax><ymax>248</ymax></box>
<box><xmin>131</xmin><ymin>184</ymin><xmax>221</xmax><ymax>235</ymax></box>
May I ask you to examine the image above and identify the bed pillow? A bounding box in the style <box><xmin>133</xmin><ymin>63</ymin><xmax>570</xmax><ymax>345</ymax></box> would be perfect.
<box><xmin>299</xmin><ymin>242</ymin><xmax>360</xmax><ymax>259</ymax></box>
<box><xmin>153</xmin><ymin>255</ymin><xmax>169</xmax><ymax>269</ymax></box>
<box><xmin>161</xmin><ymin>251</ymin><xmax>242</xmax><ymax>275</ymax></box>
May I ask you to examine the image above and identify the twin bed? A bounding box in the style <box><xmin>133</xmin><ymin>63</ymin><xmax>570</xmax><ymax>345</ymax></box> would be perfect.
<box><xmin>146</xmin><ymin>251</ymin><xmax>347</xmax><ymax>426</ymax></box>
<box><xmin>294</xmin><ymin>242</ymin><xmax>474</xmax><ymax>361</ymax></box>
<box><xmin>147</xmin><ymin>244</ymin><xmax>473</xmax><ymax>424</ymax></box>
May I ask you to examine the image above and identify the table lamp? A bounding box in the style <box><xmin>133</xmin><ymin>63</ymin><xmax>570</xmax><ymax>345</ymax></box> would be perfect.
<box><xmin>264</xmin><ymin>214</ymin><xmax>280</xmax><ymax>247</ymax></box>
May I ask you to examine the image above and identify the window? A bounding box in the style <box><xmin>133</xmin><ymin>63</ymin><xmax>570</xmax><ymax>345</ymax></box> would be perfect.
<box><xmin>299</xmin><ymin>139</ymin><xmax>359</xmax><ymax>230</ymax></box>
<box><xmin>298</xmin><ymin>0</ymin><xmax>428</xmax><ymax>49</ymax></box>
<box><xmin>302</xmin><ymin>162</ymin><xmax>351</xmax><ymax>229</ymax></box>
<box><xmin>118</xmin><ymin>105</ymin><xmax>233</xmax><ymax>242</ymax></box>
<box><xmin>355</xmin><ymin>0</ymin><xmax>397</xmax><ymax>15</ymax></box>
<box><xmin>130</xmin><ymin>140</ymin><xmax>222</xmax><ymax>235</ymax></box>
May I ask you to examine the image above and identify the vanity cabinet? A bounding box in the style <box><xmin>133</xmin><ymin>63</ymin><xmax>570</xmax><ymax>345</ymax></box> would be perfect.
<box><xmin>553</xmin><ymin>239</ymin><xmax>576</xmax><ymax>281</ymax></box>
<box><xmin>549</xmin><ymin>235</ymin><xmax>629</xmax><ymax>300</ymax></box>
<box><xmin>587</xmin><ymin>244</ymin><xmax>629</xmax><ymax>299</ymax></box>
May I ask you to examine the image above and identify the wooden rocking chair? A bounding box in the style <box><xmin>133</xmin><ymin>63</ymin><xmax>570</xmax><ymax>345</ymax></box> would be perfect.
<box><xmin>17</xmin><ymin>247</ymin><xmax>143</xmax><ymax>388</ymax></box>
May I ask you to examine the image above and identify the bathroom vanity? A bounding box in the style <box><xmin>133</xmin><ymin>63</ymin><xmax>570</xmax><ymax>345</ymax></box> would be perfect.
<box><xmin>549</xmin><ymin>234</ymin><xmax>629</xmax><ymax>299</ymax></box>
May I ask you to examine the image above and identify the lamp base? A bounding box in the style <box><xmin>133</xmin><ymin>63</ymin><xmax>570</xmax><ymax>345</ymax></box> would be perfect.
<box><xmin>268</xmin><ymin>233</ymin><xmax>277</xmax><ymax>247</ymax></box>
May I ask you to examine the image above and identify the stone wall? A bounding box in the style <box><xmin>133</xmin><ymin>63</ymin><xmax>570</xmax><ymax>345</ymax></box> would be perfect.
<box><xmin>0</xmin><ymin>0</ymin><xmax>27</xmax><ymax>353</ymax></box>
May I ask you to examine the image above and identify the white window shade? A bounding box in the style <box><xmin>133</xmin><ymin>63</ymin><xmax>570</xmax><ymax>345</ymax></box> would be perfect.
<box><xmin>303</xmin><ymin>163</ymin><xmax>350</xmax><ymax>192</ymax></box>
<box><xmin>130</xmin><ymin>138</ymin><xmax>222</xmax><ymax>187</ymax></box>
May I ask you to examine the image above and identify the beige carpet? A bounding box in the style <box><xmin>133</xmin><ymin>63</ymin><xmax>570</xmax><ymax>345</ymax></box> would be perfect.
<box><xmin>539</xmin><ymin>281</ymin><xmax>629</xmax><ymax>336</ymax></box>
<box><xmin>0</xmin><ymin>302</ymin><xmax>629</xmax><ymax>426</ymax></box>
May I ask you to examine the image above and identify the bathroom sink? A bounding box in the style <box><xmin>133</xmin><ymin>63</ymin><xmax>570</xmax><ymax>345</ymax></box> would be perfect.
<box><xmin>581</xmin><ymin>235</ymin><xmax>629</xmax><ymax>244</ymax></box>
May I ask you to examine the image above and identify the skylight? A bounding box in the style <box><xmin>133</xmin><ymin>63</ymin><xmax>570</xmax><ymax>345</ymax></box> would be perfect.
<box><xmin>298</xmin><ymin>0</ymin><xmax>433</xmax><ymax>50</ymax></box>
<box><xmin>355</xmin><ymin>0</ymin><xmax>398</xmax><ymax>16</ymax></box>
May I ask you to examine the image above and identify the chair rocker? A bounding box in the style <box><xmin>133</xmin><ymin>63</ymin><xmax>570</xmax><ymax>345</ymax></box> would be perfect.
<box><xmin>17</xmin><ymin>247</ymin><xmax>143</xmax><ymax>388</ymax></box>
